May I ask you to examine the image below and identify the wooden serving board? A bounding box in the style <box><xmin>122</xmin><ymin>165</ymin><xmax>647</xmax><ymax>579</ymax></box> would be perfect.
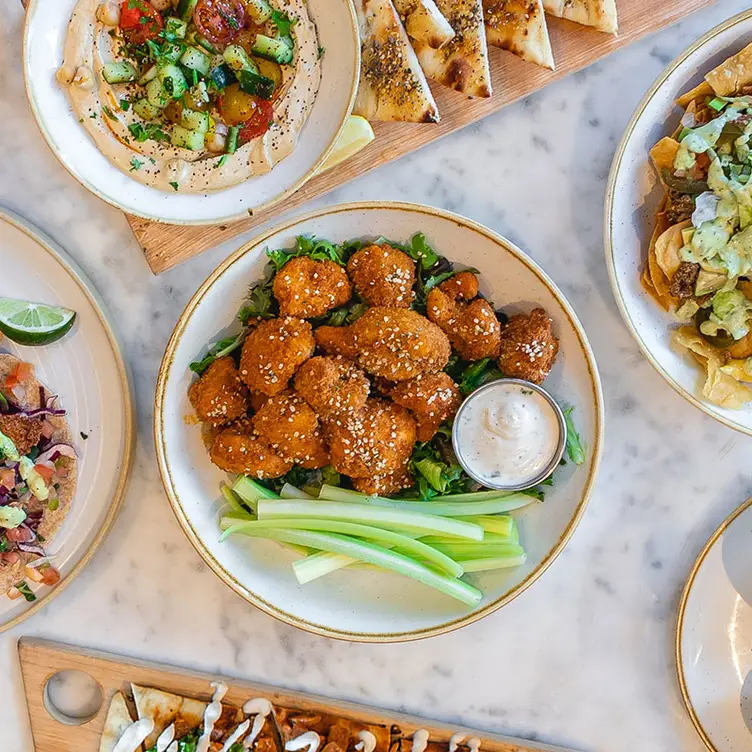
<box><xmin>128</xmin><ymin>0</ymin><xmax>718</xmax><ymax>274</ymax></box>
<box><xmin>18</xmin><ymin>637</ymin><xmax>580</xmax><ymax>752</ymax></box>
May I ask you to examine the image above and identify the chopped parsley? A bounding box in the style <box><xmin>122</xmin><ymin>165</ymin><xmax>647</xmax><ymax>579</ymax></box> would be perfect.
<box><xmin>217</xmin><ymin>154</ymin><xmax>228</xmax><ymax>168</ymax></box>
<box><xmin>130</xmin><ymin>157</ymin><xmax>144</xmax><ymax>171</ymax></box>
<box><xmin>169</xmin><ymin>181</ymin><xmax>179</xmax><ymax>191</ymax></box>
<box><xmin>271</xmin><ymin>9</ymin><xmax>295</xmax><ymax>37</ymax></box>
<box><xmin>89</xmin><ymin>112</ymin><xmax>98</xmax><ymax>119</ymax></box>
<box><xmin>102</xmin><ymin>105</ymin><xmax>118</xmax><ymax>122</ymax></box>
<box><xmin>317</xmin><ymin>46</ymin><xmax>326</xmax><ymax>59</ymax></box>
<box><xmin>218</xmin><ymin>8</ymin><xmax>240</xmax><ymax>29</ymax></box>
<box><xmin>119</xmin><ymin>97</ymin><xmax>131</xmax><ymax>111</ymax></box>
<box><xmin>128</xmin><ymin>122</ymin><xmax>170</xmax><ymax>143</ymax></box>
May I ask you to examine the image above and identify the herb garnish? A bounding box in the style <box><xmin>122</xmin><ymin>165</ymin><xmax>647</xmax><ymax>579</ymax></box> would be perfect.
<box><xmin>271</xmin><ymin>10</ymin><xmax>296</xmax><ymax>37</ymax></box>
<box><xmin>102</xmin><ymin>105</ymin><xmax>118</xmax><ymax>121</ymax></box>
<box><xmin>169</xmin><ymin>181</ymin><xmax>180</xmax><ymax>191</ymax></box>
<box><xmin>130</xmin><ymin>157</ymin><xmax>144</xmax><ymax>171</ymax></box>
<box><xmin>15</xmin><ymin>581</ymin><xmax>36</xmax><ymax>602</ymax></box>
<box><xmin>128</xmin><ymin>122</ymin><xmax>170</xmax><ymax>143</ymax></box>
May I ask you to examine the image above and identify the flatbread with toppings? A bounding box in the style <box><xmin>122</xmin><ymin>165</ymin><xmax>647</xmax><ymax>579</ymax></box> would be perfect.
<box><xmin>484</xmin><ymin>0</ymin><xmax>554</xmax><ymax>70</ymax></box>
<box><xmin>0</xmin><ymin>354</ymin><xmax>76</xmax><ymax>602</ymax></box>
<box><xmin>353</xmin><ymin>0</ymin><xmax>440</xmax><ymax>122</ymax></box>
<box><xmin>392</xmin><ymin>0</ymin><xmax>455</xmax><ymax>49</ymax></box>
<box><xmin>543</xmin><ymin>0</ymin><xmax>618</xmax><ymax>35</ymax></box>
<box><xmin>413</xmin><ymin>0</ymin><xmax>493</xmax><ymax>97</ymax></box>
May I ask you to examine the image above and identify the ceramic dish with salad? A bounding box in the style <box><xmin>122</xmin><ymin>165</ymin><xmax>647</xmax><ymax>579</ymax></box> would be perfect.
<box><xmin>156</xmin><ymin>202</ymin><xmax>603</xmax><ymax>641</ymax></box>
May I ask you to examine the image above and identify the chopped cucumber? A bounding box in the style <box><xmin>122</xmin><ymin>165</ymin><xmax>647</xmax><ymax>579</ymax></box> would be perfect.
<box><xmin>180</xmin><ymin>108</ymin><xmax>210</xmax><ymax>133</ymax></box>
<box><xmin>161</xmin><ymin>43</ymin><xmax>183</xmax><ymax>64</ymax></box>
<box><xmin>238</xmin><ymin>69</ymin><xmax>276</xmax><ymax>100</ymax></box>
<box><xmin>196</xmin><ymin>36</ymin><xmax>217</xmax><ymax>55</ymax></box>
<box><xmin>226</xmin><ymin>125</ymin><xmax>239</xmax><ymax>154</ymax></box>
<box><xmin>209</xmin><ymin>63</ymin><xmax>236</xmax><ymax>90</ymax></box>
<box><xmin>137</xmin><ymin>64</ymin><xmax>158</xmax><ymax>86</ymax></box>
<box><xmin>102</xmin><ymin>61</ymin><xmax>137</xmax><ymax>84</ymax></box>
<box><xmin>252</xmin><ymin>35</ymin><xmax>293</xmax><ymax>65</ymax></box>
<box><xmin>158</xmin><ymin>64</ymin><xmax>187</xmax><ymax>99</ymax></box>
<box><xmin>133</xmin><ymin>98</ymin><xmax>162</xmax><ymax>121</ymax></box>
<box><xmin>145</xmin><ymin>77</ymin><xmax>170</xmax><ymax>108</ymax></box>
<box><xmin>180</xmin><ymin>46</ymin><xmax>211</xmax><ymax>76</ymax></box>
<box><xmin>171</xmin><ymin>125</ymin><xmax>206</xmax><ymax>151</ymax></box>
<box><xmin>223</xmin><ymin>45</ymin><xmax>259</xmax><ymax>74</ymax></box>
<box><xmin>165</xmin><ymin>16</ymin><xmax>187</xmax><ymax>38</ymax></box>
<box><xmin>245</xmin><ymin>0</ymin><xmax>273</xmax><ymax>23</ymax></box>
<box><xmin>177</xmin><ymin>0</ymin><xmax>198</xmax><ymax>21</ymax></box>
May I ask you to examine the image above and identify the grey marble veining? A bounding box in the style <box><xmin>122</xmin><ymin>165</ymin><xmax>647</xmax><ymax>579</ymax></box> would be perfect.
<box><xmin>2</xmin><ymin>1</ymin><xmax>751</xmax><ymax>750</ymax></box>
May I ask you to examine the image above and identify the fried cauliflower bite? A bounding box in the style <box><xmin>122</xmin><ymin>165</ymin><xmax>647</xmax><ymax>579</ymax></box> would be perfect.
<box><xmin>324</xmin><ymin>399</ymin><xmax>416</xmax><ymax>478</ymax></box>
<box><xmin>0</xmin><ymin>415</ymin><xmax>43</xmax><ymax>456</ymax></box>
<box><xmin>390</xmin><ymin>372</ymin><xmax>462</xmax><ymax>441</ymax></box>
<box><xmin>294</xmin><ymin>356</ymin><xmax>370</xmax><ymax>418</ymax></box>
<box><xmin>314</xmin><ymin>325</ymin><xmax>358</xmax><ymax>359</ymax></box>
<box><xmin>349</xmin><ymin>307</ymin><xmax>451</xmax><ymax>381</ymax></box>
<box><xmin>239</xmin><ymin>317</ymin><xmax>315</xmax><ymax>396</ymax></box>
<box><xmin>351</xmin><ymin>466</ymin><xmax>414</xmax><ymax>496</ymax></box>
<box><xmin>346</xmin><ymin>244</ymin><xmax>416</xmax><ymax>308</ymax></box>
<box><xmin>273</xmin><ymin>257</ymin><xmax>352</xmax><ymax>318</ymax></box>
<box><xmin>252</xmin><ymin>391</ymin><xmax>329</xmax><ymax>468</ymax></box>
<box><xmin>188</xmin><ymin>356</ymin><xmax>249</xmax><ymax>426</ymax></box>
<box><xmin>209</xmin><ymin>422</ymin><xmax>293</xmax><ymax>478</ymax></box>
<box><xmin>497</xmin><ymin>307</ymin><xmax>559</xmax><ymax>384</ymax></box>
<box><xmin>426</xmin><ymin>274</ymin><xmax>501</xmax><ymax>361</ymax></box>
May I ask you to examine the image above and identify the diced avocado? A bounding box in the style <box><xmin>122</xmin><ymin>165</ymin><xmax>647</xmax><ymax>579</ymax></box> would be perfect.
<box><xmin>18</xmin><ymin>457</ymin><xmax>49</xmax><ymax>502</ymax></box>
<box><xmin>0</xmin><ymin>506</ymin><xmax>26</xmax><ymax>530</ymax></box>
<box><xmin>0</xmin><ymin>430</ymin><xmax>19</xmax><ymax>462</ymax></box>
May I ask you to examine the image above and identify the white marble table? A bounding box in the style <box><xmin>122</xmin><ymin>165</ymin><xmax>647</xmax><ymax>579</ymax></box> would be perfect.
<box><xmin>2</xmin><ymin>1</ymin><xmax>750</xmax><ymax>749</ymax></box>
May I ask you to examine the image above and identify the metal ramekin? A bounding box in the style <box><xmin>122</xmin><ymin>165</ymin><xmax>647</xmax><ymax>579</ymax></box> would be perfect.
<box><xmin>451</xmin><ymin>378</ymin><xmax>567</xmax><ymax>492</ymax></box>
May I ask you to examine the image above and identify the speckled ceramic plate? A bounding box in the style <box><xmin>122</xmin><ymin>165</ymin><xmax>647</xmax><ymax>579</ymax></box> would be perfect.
<box><xmin>155</xmin><ymin>201</ymin><xmax>604</xmax><ymax>642</ymax></box>
<box><xmin>677</xmin><ymin>497</ymin><xmax>752</xmax><ymax>752</ymax></box>
<box><xmin>0</xmin><ymin>206</ymin><xmax>133</xmax><ymax>632</ymax></box>
<box><xmin>22</xmin><ymin>0</ymin><xmax>359</xmax><ymax>225</ymax></box>
<box><xmin>606</xmin><ymin>9</ymin><xmax>752</xmax><ymax>435</ymax></box>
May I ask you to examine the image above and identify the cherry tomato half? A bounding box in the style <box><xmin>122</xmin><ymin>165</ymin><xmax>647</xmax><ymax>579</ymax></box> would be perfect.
<box><xmin>120</xmin><ymin>0</ymin><xmax>164</xmax><ymax>45</ymax></box>
<box><xmin>239</xmin><ymin>98</ymin><xmax>274</xmax><ymax>142</ymax></box>
<box><xmin>193</xmin><ymin>0</ymin><xmax>246</xmax><ymax>46</ymax></box>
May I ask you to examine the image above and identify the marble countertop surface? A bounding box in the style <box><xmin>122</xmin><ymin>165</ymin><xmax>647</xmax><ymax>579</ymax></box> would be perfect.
<box><xmin>2</xmin><ymin>1</ymin><xmax>751</xmax><ymax>749</ymax></box>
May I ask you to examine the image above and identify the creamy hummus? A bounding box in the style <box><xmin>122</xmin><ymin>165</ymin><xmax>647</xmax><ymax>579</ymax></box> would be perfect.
<box><xmin>58</xmin><ymin>0</ymin><xmax>321</xmax><ymax>193</ymax></box>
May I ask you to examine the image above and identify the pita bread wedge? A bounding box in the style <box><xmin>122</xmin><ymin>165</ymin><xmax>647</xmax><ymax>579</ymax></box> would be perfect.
<box><xmin>543</xmin><ymin>0</ymin><xmax>617</xmax><ymax>35</ymax></box>
<box><xmin>99</xmin><ymin>692</ymin><xmax>137</xmax><ymax>752</ymax></box>
<box><xmin>484</xmin><ymin>0</ymin><xmax>554</xmax><ymax>69</ymax></box>
<box><xmin>413</xmin><ymin>0</ymin><xmax>493</xmax><ymax>97</ymax></box>
<box><xmin>393</xmin><ymin>0</ymin><xmax>455</xmax><ymax>48</ymax></box>
<box><xmin>353</xmin><ymin>0</ymin><xmax>440</xmax><ymax>122</ymax></box>
<box><xmin>132</xmin><ymin>684</ymin><xmax>206</xmax><ymax>748</ymax></box>
<box><xmin>0</xmin><ymin>354</ymin><xmax>77</xmax><ymax>599</ymax></box>
<box><xmin>705</xmin><ymin>42</ymin><xmax>752</xmax><ymax>97</ymax></box>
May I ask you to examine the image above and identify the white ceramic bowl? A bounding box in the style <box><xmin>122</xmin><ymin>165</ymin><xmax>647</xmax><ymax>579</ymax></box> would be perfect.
<box><xmin>155</xmin><ymin>202</ymin><xmax>604</xmax><ymax>642</ymax></box>
<box><xmin>22</xmin><ymin>0</ymin><xmax>359</xmax><ymax>225</ymax></box>
<box><xmin>677</xmin><ymin>497</ymin><xmax>752</xmax><ymax>752</ymax></box>
<box><xmin>606</xmin><ymin>9</ymin><xmax>752</xmax><ymax>435</ymax></box>
<box><xmin>0</xmin><ymin>207</ymin><xmax>133</xmax><ymax>631</ymax></box>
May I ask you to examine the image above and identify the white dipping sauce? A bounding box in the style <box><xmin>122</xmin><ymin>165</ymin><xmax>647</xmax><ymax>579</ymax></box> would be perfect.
<box><xmin>454</xmin><ymin>382</ymin><xmax>560</xmax><ymax>488</ymax></box>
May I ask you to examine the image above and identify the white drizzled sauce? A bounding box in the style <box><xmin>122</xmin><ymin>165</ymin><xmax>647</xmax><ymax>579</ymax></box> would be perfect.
<box><xmin>242</xmin><ymin>697</ymin><xmax>274</xmax><ymax>749</ymax></box>
<box><xmin>166</xmin><ymin>744</ymin><xmax>178</xmax><ymax>752</ymax></box>
<box><xmin>466</xmin><ymin>738</ymin><xmax>481</xmax><ymax>752</ymax></box>
<box><xmin>197</xmin><ymin>681</ymin><xmax>229</xmax><ymax>752</ymax></box>
<box><xmin>113</xmin><ymin>718</ymin><xmax>155</xmax><ymax>752</ymax></box>
<box><xmin>411</xmin><ymin>730</ymin><xmax>429</xmax><ymax>752</ymax></box>
<box><xmin>156</xmin><ymin>724</ymin><xmax>175</xmax><ymax>752</ymax></box>
<box><xmin>222</xmin><ymin>719</ymin><xmax>251</xmax><ymax>752</ymax></box>
<box><xmin>285</xmin><ymin>730</ymin><xmax>321</xmax><ymax>752</ymax></box>
<box><xmin>448</xmin><ymin>734</ymin><xmax>466</xmax><ymax>752</ymax></box>
<box><xmin>455</xmin><ymin>382</ymin><xmax>561</xmax><ymax>488</ymax></box>
<box><xmin>354</xmin><ymin>730</ymin><xmax>377</xmax><ymax>752</ymax></box>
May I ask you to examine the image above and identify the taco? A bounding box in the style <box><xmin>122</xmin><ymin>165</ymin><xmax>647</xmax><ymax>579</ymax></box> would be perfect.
<box><xmin>0</xmin><ymin>354</ymin><xmax>77</xmax><ymax>601</ymax></box>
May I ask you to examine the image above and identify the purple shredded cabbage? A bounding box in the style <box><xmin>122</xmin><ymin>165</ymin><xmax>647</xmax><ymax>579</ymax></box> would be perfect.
<box><xmin>0</xmin><ymin>390</ymin><xmax>66</xmax><ymax>419</ymax></box>
<box><xmin>17</xmin><ymin>542</ymin><xmax>45</xmax><ymax>556</ymax></box>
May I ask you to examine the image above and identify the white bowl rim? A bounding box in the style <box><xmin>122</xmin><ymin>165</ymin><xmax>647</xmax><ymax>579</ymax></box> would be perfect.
<box><xmin>21</xmin><ymin>0</ymin><xmax>360</xmax><ymax>226</ymax></box>
<box><xmin>604</xmin><ymin>8</ymin><xmax>752</xmax><ymax>437</ymax></box>
<box><xmin>154</xmin><ymin>200</ymin><xmax>605</xmax><ymax>643</ymax></box>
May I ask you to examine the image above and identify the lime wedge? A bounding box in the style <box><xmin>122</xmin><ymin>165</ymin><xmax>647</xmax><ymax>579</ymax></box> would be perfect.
<box><xmin>0</xmin><ymin>298</ymin><xmax>76</xmax><ymax>346</ymax></box>
<box><xmin>317</xmin><ymin>116</ymin><xmax>375</xmax><ymax>173</ymax></box>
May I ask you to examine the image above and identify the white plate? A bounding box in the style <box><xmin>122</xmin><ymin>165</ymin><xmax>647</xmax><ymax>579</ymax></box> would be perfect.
<box><xmin>155</xmin><ymin>201</ymin><xmax>604</xmax><ymax>642</ymax></box>
<box><xmin>677</xmin><ymin>497</ymin><xmax>752</xmax><ymax>752</ymax></box>
<box><xmin>0</xmin><ymin>207</ymin><xmax>133</xmax><ymax>631</ymax></box>
<box><xmin>606</xmin><ymin>9</ymin><xmax>752</xmax><ymax>436</ymax></box>
<box><xmin>22</xmin><ymin>0</ymin><xmax>359</xmax><ymax>225</ymax></box>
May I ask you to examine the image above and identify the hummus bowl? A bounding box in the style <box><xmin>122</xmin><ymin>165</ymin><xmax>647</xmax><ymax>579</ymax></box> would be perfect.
<box><xmin>23</xmin><ymin>0</ymin><xmax>359</xmax><ymax>224</ymax></box>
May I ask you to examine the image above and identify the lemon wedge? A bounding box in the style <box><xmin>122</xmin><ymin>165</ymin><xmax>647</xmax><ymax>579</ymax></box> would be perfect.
<box><xmin>317</xmin><ymin>116</ymin><xmax>375</xmax><ymax>173</ymax></box>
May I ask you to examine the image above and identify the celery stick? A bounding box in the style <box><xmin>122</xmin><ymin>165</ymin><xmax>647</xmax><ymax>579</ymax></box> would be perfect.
<box><xmin>221</xmin><ymin>518</ymin><xmax>463</xmax><ymax>577</ymax></box>
<box><xmin>457</xmin><ymin>555</ymin><xmax>527</xmax><ymax>572</ymax></box>
<box><xmin>424</xmin><ymin>542</ymin><xmax>525</xmax><ymax>560</ymax></box>
<box><xmin>280</xmin><ymin>483</ymin><xmax>315</xmax><ymax>500</ymax></box>
<box><xmin>233</xmin><ymin>477</ymin><xmax>279</xmax><ymax>508</ymax></box>
<box><xmin>294</xmin><ymin>551</ymin><xmax>357</xmax><ymax>584</ymax></box>
<box><xmin>455</xmin><ymin>515</ymin><xmax>513</xmax><ymax>537</ymax></box>
<box><xmin>227</xmin><ymin>527</ymin><xmax>483</xmax><ymax>606</ymax></box>
<box><xmin>220</xmin><ymin>512</ymin><xmax>255</xmax><ymax>529</ymax></box>
<box><xmin>257</xmin><ymin>500</ymin><xmax>483</xmax><ymax>540</ymax></box>
<box><xmin>319</xmin><ymin>485</ymin><xmax>522</xmax><ymax>504</ymax></box>
<box><xmin>221</xmin><ymin>484</ymin><xmax>248</xmax><ymax>514</ymax></box>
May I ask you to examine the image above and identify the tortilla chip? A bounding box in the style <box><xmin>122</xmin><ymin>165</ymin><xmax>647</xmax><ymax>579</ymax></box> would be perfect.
<box><xmin>650</xmin><ymin>137</ymin><xmax>680</xmax><ymax>174</ymax></box>
<box><xmin>672</xmin><ymin>327</ymin><xmax>752</xmax><ymax>408</ymax></box>
<box><xmin>654</xmin><ymin>220</ymin><xmax>691</xmax><ymax>279</ymax></box>
<box><xmin>99</xmin><ymin>692</ymin><xmax>136</xmax><ymax>752</ymax></box>
<box><xmin>413</xmin><ymin>0</ymin><xmax>493</xmax><ymax>97</ymax></box>
<box><xmin>720</xmin><ymin>359</ymin><xmax>752</xmax><ymax>381</ymax></box>
<box><xmin>676</xmin><ymin>81</ymin><xmax>714</xmax><ymax>109</ymax></box>
<box><xmin>705</xmin><ymin>42</ymin><xmax>752</xmax><ymax>97</ymax></box>
<box><xmin>543</xmin><ymin>0</ymin><xmax>617</xmax><ymax>34</ymax></box>
<box><xmin>484</xmin><ymin>0</ymin><xmax>554</xmax><ymax>70</ymax></box>
<box><xmin>393</xmin><ymin>0</ymin><xmax>455</xmax><ymax>48</ymax></box>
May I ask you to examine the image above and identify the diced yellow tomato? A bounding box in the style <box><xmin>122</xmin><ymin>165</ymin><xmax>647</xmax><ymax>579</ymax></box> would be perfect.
<box><xmin>220</xmin><ymin>84</ymin><xmax>259</xmax><ymax>126</ymax></box>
